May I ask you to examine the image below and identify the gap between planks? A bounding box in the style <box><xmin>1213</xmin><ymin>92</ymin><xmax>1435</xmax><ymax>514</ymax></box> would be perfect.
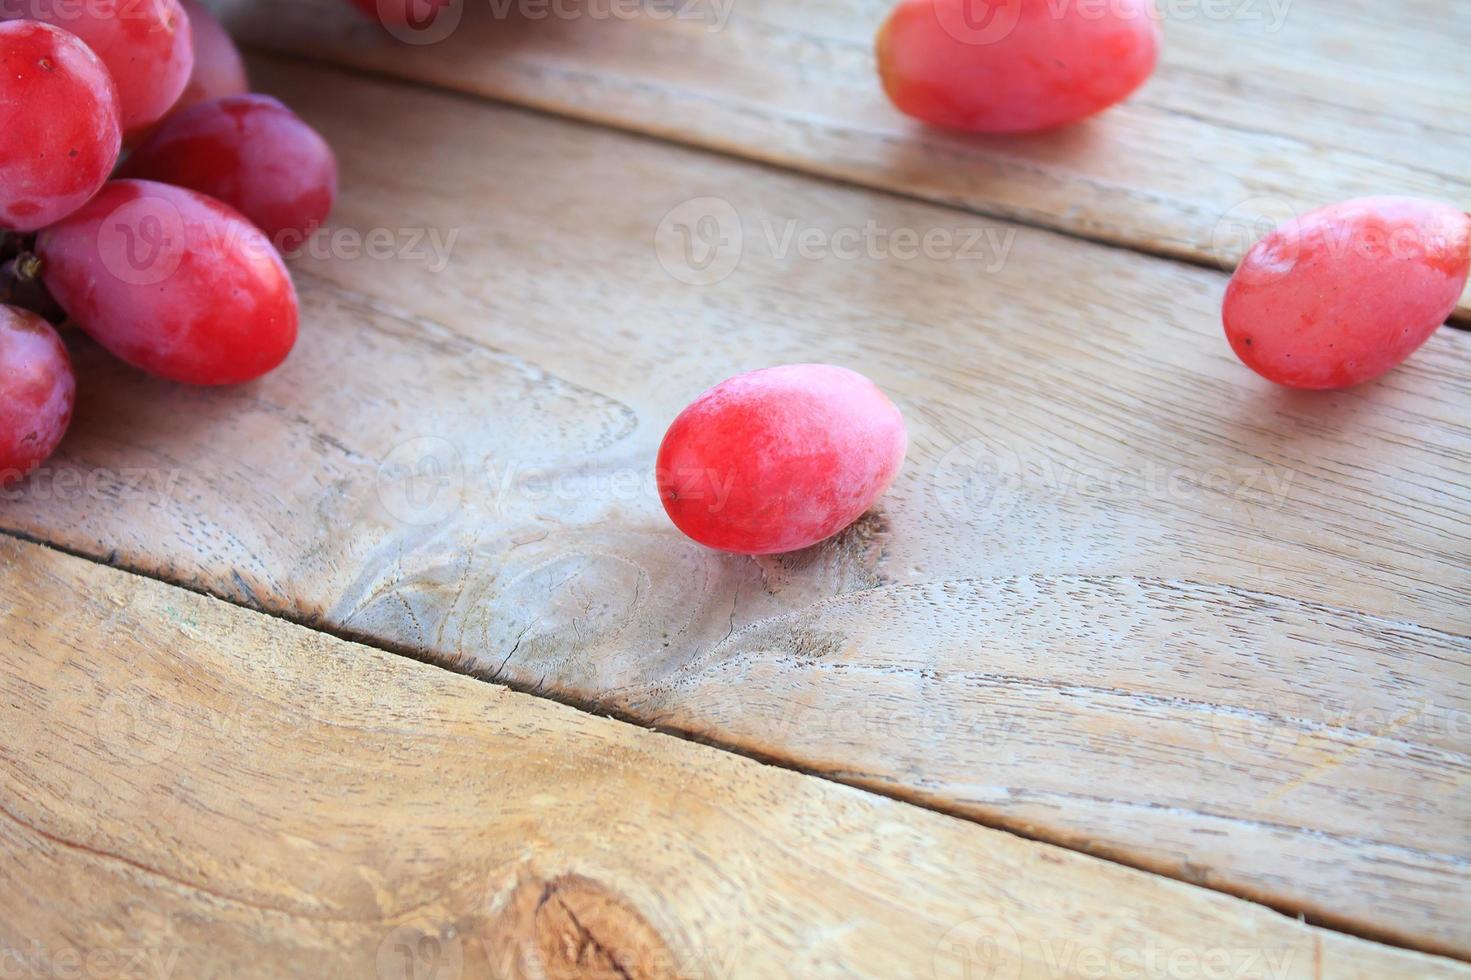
<box><xmin>9</xmin><ymin>528</ymin><xmax>1469</xmax><ymax>978</ymax></box>
<box><xmin>223</xmin><ymin>47</ymin><xmax>1465</xmax><ymax>334</ymax></box>
<box><xmin>233</xmin><ymin>46</ymin><xmax>1471</xmax><ymax>333</ymax></box>
<box><xmin>5</xmin><ymin>520</ymin><xmax>1465</xmax><ymax>967</ymax></box>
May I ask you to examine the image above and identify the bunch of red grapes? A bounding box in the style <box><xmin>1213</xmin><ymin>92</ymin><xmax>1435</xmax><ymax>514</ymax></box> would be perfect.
<box><xmin>0</xmin><ymin>0</ymin><xmax>336</xmax><ymax>486</ymax></box>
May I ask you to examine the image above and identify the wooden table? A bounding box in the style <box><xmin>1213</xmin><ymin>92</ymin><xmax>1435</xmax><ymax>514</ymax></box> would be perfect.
<box><xmin>2</xmin><ymin>0</ymin><xmax>1468</xmax><ymax>975</ymax></box>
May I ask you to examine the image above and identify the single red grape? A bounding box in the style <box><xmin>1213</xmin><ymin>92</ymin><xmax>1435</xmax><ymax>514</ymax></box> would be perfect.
<box><xmin>0</xmin><ymin>303</ymin><xmax>75</xmax><ymax>486</ymax></box>
<box><xmin>121</xmin><ymin>94</ymin><xmax>338</xmax><ymax>244</ymax></box>
<box><xmin>1223</xmin><ymin>197</ymin><xmax>1471</xmax><ymax>389</ymax></box>
<box><xmin>174</xmin><ymin>0</ymin><xmax>248</xmax><ymax>113</ymax></box>
<box><xmin>37</xmin><ymin>180</ymin><xmax>298</xmax><ymax>386</ymax></box>
<box><xmin>0</xmin><ymin>20</ymin><xmax>121</xmax><ymax>232</ymax></box>
<box><xmin>876</xmin><ymin>0</ymin><xmax>1161</xmax><ymax>133</ymax></box>
<box><xmin>3</xmin><ymin>0</ymin><xmax>194</xmax><ymax>136</ymax></box>
<box><xmin>657</xmin><ymin>364</ymin><xmax>908</xmax><ymax>555</ymax></box>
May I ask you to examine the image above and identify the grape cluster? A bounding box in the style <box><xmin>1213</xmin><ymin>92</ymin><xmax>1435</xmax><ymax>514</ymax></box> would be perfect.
<box><xmin>0</xmin><ymin>0</ymin><xmax>336</xmax><ymax>485</ymax></box>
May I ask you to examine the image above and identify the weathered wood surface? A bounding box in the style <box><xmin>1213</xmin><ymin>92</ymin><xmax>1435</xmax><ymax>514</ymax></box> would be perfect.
<box><xmin>3</xmin><ymin>57</ymin><xmax>1469</xmax><ymax>956</ymax></box>
<box><xmin>3</xmin><ymin>535</ymin><xmax>1468</xmax><ymax>978</ymax></box>
<box><xmin>216</xmin><ymin>0</ymin><xmax>1471</xmax><ymax>320</ymax></box>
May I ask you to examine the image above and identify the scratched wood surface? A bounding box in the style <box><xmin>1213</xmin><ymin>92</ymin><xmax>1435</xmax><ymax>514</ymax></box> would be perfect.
<box><xmin>215</xmin><ymin>0</ymin><xmax>1471</xmax><ymax>321</ymax></box>
<box><xmin>3</xmin><ymin>57</ymin><xmax>1468</xmax><ymax>959</ymax></box>
<box><xmin>6</xmin><ymin>536</ymin><xmax>1469</xmax><ymax>978</ymax></box>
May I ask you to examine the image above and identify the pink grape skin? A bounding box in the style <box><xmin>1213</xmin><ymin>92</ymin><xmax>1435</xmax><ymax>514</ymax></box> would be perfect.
<box><xmin>876</xmin><ymin>0</ymin><xmax>1161</xmax><ymax>133</ymax></box>
<box><xmin>37</xmin><ymin>180</ymin><xmax>298</xmax><ymax>386</ymax></box>
<box><xmin>2</xmin><ymin>0</ymin><xmax>194</xmax><ymax>136</ymax></box>
<box><xmin>174</xmin><ymin>0</ymin><xmax>248</xmax><ymax>113</ymax></box>
<box><xmin>656</xmin><ymin>364</ymin><xmax>908</xmax><ymax>555</ymax></box>
<box><xmin>121</xmin><ymin>94</ymin><xmax>338</xmax><ymax>243</ymax></box>
<box><xmin>1223</xmin><ymin>198</ymin><xmax>1471</xmax><ymax>390</ymax></box>
<box><xmin>0</xmin><ymin>304</ymin><xmax>75</xmax><ymax>486</ymax></box>
<box><xmin>0</xmin><ymin>20</ymin><xmax>121</xmax><ymax>232</ymax></box>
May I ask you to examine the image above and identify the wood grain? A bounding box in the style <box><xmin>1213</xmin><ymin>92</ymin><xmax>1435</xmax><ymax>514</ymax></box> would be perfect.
<box><xmin>213</xmin><ymin>0</ymin><xmax>1471</xmax><ymax>320</ymax></box>
<box><xmin>2</xmin><ymin>534</ymin><xmax>1467</xmax><ymax>978</ymax></box>
<box><xmin>4</xmin><ymin>58</ymin><xmax>1469</xmax><ymax>956</ymax></box>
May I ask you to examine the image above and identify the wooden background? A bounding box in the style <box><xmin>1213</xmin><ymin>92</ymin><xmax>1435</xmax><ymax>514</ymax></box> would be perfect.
<box><xmin>1</xmin><ymin>0</ymin><xmax>1468</xmax><ymax>975</ymax></box>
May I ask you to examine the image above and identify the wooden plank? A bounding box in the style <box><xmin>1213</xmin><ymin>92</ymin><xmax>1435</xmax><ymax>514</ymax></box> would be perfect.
<box><xmin>213</xmin><ymin>0</ymin><xmax>1471</xmax><ymax>320</ymax></box>
<box><xmin>1</xmin><ymin>534</ymin><xmax>1467</xmax><ymax>978</ymax></box>
<box><xmin>5</xmin><ymin>57</ymin><xmax>1470</xmax><ymax>956</ymax></box>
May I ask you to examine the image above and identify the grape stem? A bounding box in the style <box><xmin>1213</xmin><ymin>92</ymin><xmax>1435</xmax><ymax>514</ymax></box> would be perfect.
<box><xmin>0</xmin><ymin>231</ymin><xmax>41</xmax><ymax>285</ymax></box>
<box><xmin>9</xmin><ymin>253</ymin><xmax>41</xmax><ymax>283</ymax></box>
<box><xmin>0</xmin><ymin>253</ymin><xmax>41</xmax><ymax>299</ymax></box>
<box><xmin>0</xmin><ymin>245</ymin><xmax>64</xmax><ymax>324</ymax></box>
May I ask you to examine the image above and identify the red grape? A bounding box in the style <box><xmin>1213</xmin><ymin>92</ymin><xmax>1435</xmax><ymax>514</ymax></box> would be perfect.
<box><xmin>0</xmin><ymin>20</ymin><xmax>121</xmax><ymax>232</ymax></box>
<box><xmin>121</xmin><ymin>94</ymin><xmax>338</xmax><ymax>244</ymax></box>
<box><xmin>37</xmin><ymin>179</ymin><xmax>298</xmax><ymax>385</ymax></box>
<box><xmin>657</xmin><ymin>364</ymin><xmax>908</xmax><ymax>555</ymax></box>
<box><xmin>0</xmin><ymin>303</ymin><xmax>75</xmax><ymax>486</ymax></box>
<box><xmin>3</xmin><ymin>0</ymin><xmax>195</xmax><ymax>136</ymax></box>
<box><xmin>876</xmin><ymin>0</ymin><xmax>1160</xmax><ymax>133</ymax></box>
<box><xmin>1223</xmin><ymin>197</ymin><xmax>1471</xmax><ymax>389</ymax></box>
<box><xmin>174</xmin><ymin>0</ymin><xmax>248</xmax><ymax>113</ymax></box>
